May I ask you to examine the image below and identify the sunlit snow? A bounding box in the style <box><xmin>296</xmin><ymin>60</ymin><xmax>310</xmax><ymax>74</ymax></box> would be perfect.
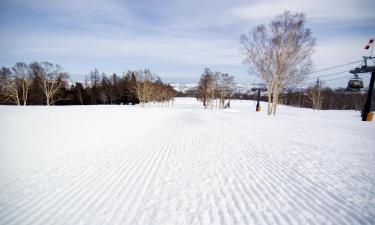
<box><xmin>1</xmin><ymin>98</ymin><xmax>374</xmax><ymax>225</ymax></box>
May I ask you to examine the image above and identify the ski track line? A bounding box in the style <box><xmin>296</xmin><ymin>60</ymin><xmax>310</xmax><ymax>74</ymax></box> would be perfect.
<box><xmin>0</xmin><ymin>166</ymin><xmax>43</xmax><ymax>187</ymax></box>
<box><xmin>36</xmin><ymin>142</ymin><xmax>146</xmax><ymax>225</ymax></box>
<box><xmin>63</xmin><ymin>141</ymin><xmax>156</xmax><ymax>224</ymax></box>
<box><xmin>0</xmin><ymin>147</ymin><xmax>108</xmax><ymax>224</ymax></box>
<box><xmin>191</xmin><ymin>122</ymin><xmax>267</xmax><ymax>225</ymax></box>
<box><xmin>109</xmin><ymin>124</ymin><xmax>175</xmax><ymax>224</ymax></box>
<box><xmin>100</xmin><ymin>118</ymin><xmax>185</xmax><ymax>225</ymax></box>
<box><xmin>209</xmin><ymin>142</ymin><xmax>252</xmax><ymax>225</ymax></box>
<box><xmin>1</xmin><ymin>145</ymin><xmax>123</xmax><ymax>225</ymax></box>
<box><xmin>218</xmin><ymin>142</ymin><xmax>283</xmax><ymax>224</ymax></box>
<box><xmin>101</xmin><ymin>138</ymin><xmax>164</xmax><ymax>225</ymax></box>
<box><xmin>1</xmin><ymin>140</ymin><xmax>148</xmax><ymax>225</ymax></box>
<box><xmin>183</xmin><ymin>121</ymin><xmax>295</xmax><ymax>225</ymax></box>
<box><xmin>110</xmin><ymin>143</ymin><xmax>161</xmax><ymax>222</ymax></box>
<box><xmin>61</xmin><ymin>131</ymin><xmax>172</xmax><ymax>225</ymax></box>
<box><xmin>22</xmin><ymin>135</ymin><xmax>160</xmax><ymax>225</ymax></box>
<box><xmin>217</xmin><ymin>150</ymin><xmax>287</xmax><ymax>224</ymax></box>
<box><xmin>240</xmin><ymin>140</ymin><xmax>355</xmax><ymax>225</ymax></box>
<box><xmin>237</xmin><ymin>131</ymin><xmax>370</xmax><ymax>224</ymax></box>
<box><xmin>125</xmin><ymin>120</ymin><xmax>180</xmax><ymax>225</ymax></box>
<box><xmin>255</xmin><ymin>140</ymin><xmax>369</xmax><ymax>224</ymax></box>
<box><xmin>213</xmin><ymin>120</ymin><xmax>362</xmax><ymax>225</ymax></box>
<box><xmin>162</xmin><ymin>124</ymin><xmax>252</xmax><ymax>225</ymax></box>
<box><xmin>0</xmin><ymin>140</ymin><xmax>136</xmax><ymax>187</ymax></box>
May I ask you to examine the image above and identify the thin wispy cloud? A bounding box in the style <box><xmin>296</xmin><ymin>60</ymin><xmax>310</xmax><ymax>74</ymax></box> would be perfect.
<box><xmin>230</xmin><ymin>0</ymin><xmax>375</xmax><ymax>22</ymax></box>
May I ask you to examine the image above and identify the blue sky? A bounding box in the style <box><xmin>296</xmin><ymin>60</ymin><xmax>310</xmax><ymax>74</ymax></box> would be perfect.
<box><xmin>0</xmin><ymin>0</ymin><xmax>374</xmax><ymax>87</ymax></box>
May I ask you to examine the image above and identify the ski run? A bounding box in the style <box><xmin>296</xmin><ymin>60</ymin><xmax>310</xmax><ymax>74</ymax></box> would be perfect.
<box><xmin>1</xmin><ymin>97</ymin><xmax>374</xmax><ymax>225</ymax></box>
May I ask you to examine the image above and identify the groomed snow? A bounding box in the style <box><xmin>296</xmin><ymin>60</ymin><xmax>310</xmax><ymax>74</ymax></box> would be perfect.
<box><xmin>1</xmin><ymin>98</ymin><xmax>374</xmax><ymax>225</ymax></box>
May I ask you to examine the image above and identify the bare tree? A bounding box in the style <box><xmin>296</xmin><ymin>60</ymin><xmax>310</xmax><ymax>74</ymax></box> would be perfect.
<box><xmin>3</xmin><ymin>79</ymin><xmax>20</xmax><ymax>105</ymax></box>
<box><xmin>211</xmin><ymin>72</ymin><xmax>220</xmax><ymax>109</ymax></box>
<box><xmin>0</xmin><ymin>67</ymin><xmax>10</xmax><ymax>92</ymax></box>
<box><xmin>198</xmin><ymin>69</ymin><xmax>210</xmax><ymax>107</ymax></box>
<box><xmin>1</xmin><ymin>64</ymin><xmax>32</xmax><ymax>105</ymax></box>
<box><xmin>128</xmin><ymin>71</ymin><xmax>143</xmax><ymax>105</ymax></box>
<box><xmin>128</xmin><ymin>69</ymin><xmax>155</xmax><ymax>107</ymax></box>
<box><xmin>152</xmin><ymin>83</ymin><xmax>176</xmax><ymax>107</ymax></box>
<box><xmin>12</xmin><ymin>62</ymin><xmax>31</xmax><ymax>105</ymax></box>
<box><xmin>0</xmin><ymin>67</ymin><xmax>15</xmax><ymax>104</ymax></box>
<box><xmin>218</xmin><ymin>73</ymin><xmax>234</xmax><ymax>109</ymax></box>
<box><xmin>89</xmin><ymin>68</ymin><xmax>101</xmax><ymax>104</ymax></box>
<box><xmin>143</xmin><ymin>69</ymin><xmax>155</xmax><ymax>104</ymax></box>
<box><xmin>33</xmin><ymin>62</ymin><xmax>68</xmax><ymax>105</ymax></box>
<box><xmin>198</xmin><ymin>68</ymin><xmax>216</xmax><ymax>108</ymax></box>
<box><xmin>241</xmin><ymin>11</ymin><xmax>315</xmax><ymax>115</ymax></box>
<box><xmin>198</xmin><ymin>69</ymin><xmax>234</xmax><ymax>109</ymax></box>
<box><xmin>306</xmin><ymin>79</ymin><xmax>324</xmax><ymax>110</ymax></box>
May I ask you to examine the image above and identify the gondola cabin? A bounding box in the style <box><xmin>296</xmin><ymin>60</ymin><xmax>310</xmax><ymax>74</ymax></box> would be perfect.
<box><xmin>347</xmin><ymin>76</ymin><xmax>364</xmax><ymax>90</ymax></box>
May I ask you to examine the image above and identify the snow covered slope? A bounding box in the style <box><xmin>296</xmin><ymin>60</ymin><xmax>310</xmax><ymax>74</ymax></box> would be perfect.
<box><xmin>1</xmin><ymin>98</ymin><xmax>374</xmax><ymax>225</ymax></box>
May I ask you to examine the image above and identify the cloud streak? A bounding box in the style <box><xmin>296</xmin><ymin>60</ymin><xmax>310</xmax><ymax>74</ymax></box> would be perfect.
<box><xmin>230</xmin><ymin>0</ymin><xmax>375</xmax><ymax>22</ymax></box>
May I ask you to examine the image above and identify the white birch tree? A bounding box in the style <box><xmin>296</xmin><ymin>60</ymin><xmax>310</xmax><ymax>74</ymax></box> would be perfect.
<box><xmin>0</xmin><ymin>67</ymin><xmax>20</xmax><ymax>105</ymax></box>
<box><xmin>33</xmin><ymin>62</ymin><xmax>68</xmax><ymax>105</ymax></box>
<box><xmin>241</xmin><ymin>11</ymin><xmax>315</xmax><ymax>115</ymax></box>
<box><xmin>306</xmin><ymin>79</ymin><xmax>324</xmax><ymax>110</ymax></box>
<box><xmin>218</xmin><ymin>73</ymin><xmax>234</xmax><ymax>109</ymax></box>
<box><xmin>128</xmin><ymin>69</ymin><xmax>155</xmax><ymax>107</ymax></box>
<box><xmin>12</xmin><ymin>62</ymin><xmax>31</xmax><ymax>105</ymax></box>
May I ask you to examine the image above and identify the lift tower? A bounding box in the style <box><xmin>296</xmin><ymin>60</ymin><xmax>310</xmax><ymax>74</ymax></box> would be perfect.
<box><xmin>350</xmin><ymin>56</ymin><xmax>375</xmax><ymax>121</ymax></box>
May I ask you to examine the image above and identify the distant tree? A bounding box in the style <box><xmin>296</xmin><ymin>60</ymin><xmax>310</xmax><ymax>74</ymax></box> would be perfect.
<box><xmin>71</xmin><ymin>82</ymin><xmax>88</xmax><ymax>105</ymax></box>
<box><xmin>1</xmin><ymin>63</ymin><xmax>33</xmax><ymax>105</ymax></box>
<box><xmin>241</xmin><ymin>11</ymin><xmax>315</xmax><ymax>115</ymax></box>
<box><xmin>0</xmin><ymin>67</ymin><xmax>10</xmax><ymax>88</ymax></box>
<box><xmin>128</xmin><ymin>70</ymin><xmax>144</xmax><ymax>106</ymax></box>
<box><xmin>1</xmin><ymin>68</ymin><xmax>21</xmax><ymax>105</ymax></box>
<box><xmin>126</xmin><ymin>69</ymin><xmax>176</xmax><ymax>106</ymax></box>
<box><xmin>198</xmin><ymin>68</ymin><xmax>214</xmax><ymax>108</ymax></box>
<box><xmin>128</xmin><ymin>69</ymin><xmax>155</xmax><ymax>106</ymax></box>
<box><xmin>110</xmin><ymin>73</ymin><xmax>119</xmax><ymax>103</ymax></box>
<box><xmin>120</xmin><ymin>73</ymin><xmax>139</xmax><ymax>104</ymax></box>
<box><xmin>32</xmin><ymin>62</ymin><xmax>69</xmax><ymax>105</ymax></box>
<box><xmin>12</xmin><ymin>62</ymin><xmax>31</xmax><ymax>105</ymax></box>
<box><xmin>3</xmin><ymin>81</ymin><xmax>20</xmax><ymax>105</ymax></box>
<box><xmin>154</xmin><ymin>83</ymin><xmax>176</xmax><ymax>107</ymax></box>
<box><xmin>100</xmin><ymin>73</ymin><xmax>111</xmax><ymax>104</ymax></box>
<box><xmin>155</xmin><ymin>76</ymin><xmax>163</xmax><ymax>84</ymax></box>
<box><xmin>28</xmin><ymin>73</ymin><xmax>45</xmax><ymax>105</ymax></box>
<box><xmin>218</xmin><ymin>73</ymin><xmax>234</xmax><ymax>109</ymax></box>
<box><xmin>89</xmin><ymin>68</ymin><xmax>101</xmax><ymax>104</ymax></box>
<box><xmin>0</xmin><ymin>67</ymin><xmax>12</xmax><ymax>104</ymax></box>
<box><xmin>211</xmin><ymin>72</ymin><xmax>220</xmax><ymax>109</ymax></box>
<box><xmin>143</xmin><ymin>69</ymin><xmax>156</xmax><ymax>104</ymax></box>
<box><xmin>306</xmin><ymin>79</ymin><xmax>324</xmax><ymax>110</ymax></box>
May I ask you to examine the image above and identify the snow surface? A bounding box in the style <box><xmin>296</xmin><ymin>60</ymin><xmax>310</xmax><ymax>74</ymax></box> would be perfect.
<box><xmin>0</xmin><ymin>98</ymin><xmax>375</xmax><ymax>225</ymax></box>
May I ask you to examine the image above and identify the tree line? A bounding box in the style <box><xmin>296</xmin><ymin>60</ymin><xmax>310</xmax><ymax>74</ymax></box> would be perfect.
<box><xmin>0</xmin><ymin>62</ymin><xmax>176</xmax><ymax>106</ymax></box>
<box><xmin>244</xmin><ymin>88</ymin><xmax>369</xmax><ymax>111</ymax></box>
<box><xmin>183</xmin><ymin>75</ymin><xmax>370</xmax><ymax>111</ymax></box>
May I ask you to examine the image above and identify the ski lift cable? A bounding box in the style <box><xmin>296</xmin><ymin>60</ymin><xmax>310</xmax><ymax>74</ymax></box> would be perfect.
<box><xmin>300</xmin><ymin>73</ymin><xmax>361</xmax><ymax>86</ymax></box>
<box><xmin>305</xmin><ymin>70</ymin><xmax>349</xmax><ymax>81</ymax></box>
<box><xmin>295</xmin><ymin>75</ymin><xmax>351</xmax><ymax>87</ymax></box>
<box><xmin>320</xmin><ymin>75</ymin><xmax>354</xmax><ymax>83</ymax></box>
<box><xmin>302</xmin><ymin>60</ymin><xmax>364</xmax><ymax>82</ymax></box>
<box><xmin>306</xmin><ymin>60</ymin><xmax>363</xmax><ymax>75</ymax></box>
<box><xmin>301</xmin><ymin>71</ymin><xmax>352</xmax><ymax>85</ymax></box>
